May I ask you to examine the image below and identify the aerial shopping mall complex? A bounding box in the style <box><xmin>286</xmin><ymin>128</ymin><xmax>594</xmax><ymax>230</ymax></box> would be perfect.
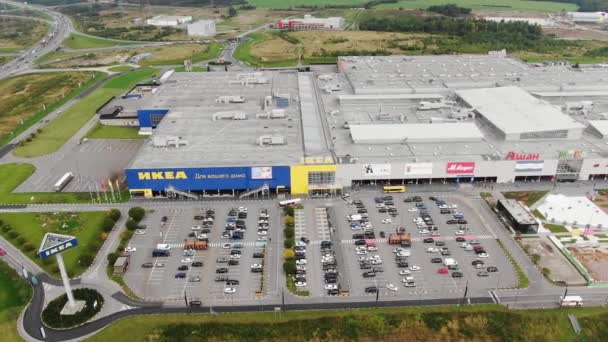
<box><xmin>98</xmin><ymin>53</ymin><xmax>608</xmax><ymax>198</ymax></box>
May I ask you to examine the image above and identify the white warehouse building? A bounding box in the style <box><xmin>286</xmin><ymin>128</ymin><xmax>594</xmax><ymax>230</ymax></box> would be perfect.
<box><xmin>187</xmin><ymin>20</ymin><xmax>216</xmax><ymax>37</ymax></box>
<box><xmin>146</xmin><ymin>15</ymin><xmax>193</xmax><ymax>27</ymax></box>
<box><xmin>567</xmin><ymin>12</ymin><xmax>607</xmax><ymax>23</ymax></box>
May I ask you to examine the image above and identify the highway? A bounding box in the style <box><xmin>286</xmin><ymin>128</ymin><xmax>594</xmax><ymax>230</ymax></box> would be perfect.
<box><xmin>0</xmin><ymin>0</ymin><xmax>73</xmax><ymax>80</ymax></box>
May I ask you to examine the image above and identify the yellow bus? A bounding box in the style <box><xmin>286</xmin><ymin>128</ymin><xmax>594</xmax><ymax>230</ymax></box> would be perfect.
<box><xmin>383</xmin><ymin>185</ymin><xmax>406</xmax><ymax>193</ymax></box>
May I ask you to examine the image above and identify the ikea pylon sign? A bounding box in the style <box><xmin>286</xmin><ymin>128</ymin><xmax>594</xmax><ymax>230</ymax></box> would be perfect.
<box><xmin>38</xmin><ymin>237</ymin><xmax>78</xmax><ymax>259</ymax></box>
<box><xmin>126</xmin><ymin>166</ymin><xmax>291</xmax><ymax>191</ymax></box>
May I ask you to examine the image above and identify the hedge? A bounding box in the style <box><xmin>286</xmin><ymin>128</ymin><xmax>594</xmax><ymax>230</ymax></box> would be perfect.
<box><xmin>42</xmin><ymin>288</ymin><xmax>104</xmax><ymax>328</ymax></box>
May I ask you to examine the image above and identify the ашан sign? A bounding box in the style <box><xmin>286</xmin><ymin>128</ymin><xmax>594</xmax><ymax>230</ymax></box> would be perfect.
<box><xmin>505</xmin><ymin>151</ymin><xmax>540</xmax><ymax>161</ymax></box>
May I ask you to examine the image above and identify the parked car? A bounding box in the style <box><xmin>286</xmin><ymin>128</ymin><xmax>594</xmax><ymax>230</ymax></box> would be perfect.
<box><xmin>216</xmin><ymin>268</ymin><xmax>228</xmax><ymax>274</ymax></box>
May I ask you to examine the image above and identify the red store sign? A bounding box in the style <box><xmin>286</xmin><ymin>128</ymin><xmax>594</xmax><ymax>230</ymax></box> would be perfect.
<box><xmin>505</xmin><ymin>151</ymin><xmax>540</xmax><ymax>161</ymax></box>
<box><xmin>446</xmin><ymin>162</ymin><xmax>475</xmax><ymax>174</ymax></box>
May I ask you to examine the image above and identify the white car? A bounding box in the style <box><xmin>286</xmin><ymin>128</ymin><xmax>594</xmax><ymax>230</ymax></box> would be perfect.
<box><xmin>419</xmin><ymin>229</ymin><xmax>430</xmax><ymax>235</ymax></box>
<box><xmin>295</xmin><ymin>259</ymin><xmax>307</xmax><ymax>265</ymax></box>
<box><xmin>408</xmin><ymin>208</ymin><xmax>419</xmax><ymax>212</ymax></box>
<box><xmin>455</xmin><ymin>230</ymin><xmax>465</xmax><ymax>235</ymax></box>
<box><xmin>475</xmin><ymin>263</ymin><xmax>485</xmax><ymax>269</ymax></box>
<box><xmin>478</xmin><ymin>253</ymin><xmax>489</xmax><ymax>258</ymax></box>
<box><xmin>191</xmin><ymin>225</ymin><xmax>202</xmax><ymax>230</ymax></box>
<box><xmin>257</xmin><ymin>230</ymin><xmax>268</xmax><ymax>236</ymax></box>
<box><xmin>197</xmin><ymin>234</ymin><xmax>208</xmax><ymax>239</ymax></box>
<box><xmin>402</xmin><ymin>276</ymin><xmax>414</xmax><ymax>282</ymax></box>
<box><xmin>358</xmin><ymin>256</ymin><xmax>369</xmax><ymax>261</ymax></box>
<box><xmin>392</xmin><ymin>248</ymin><xmax>404</xmax><ymax>254</ymax></box>
<box><xmin>439</xmin><ymin>204</ymin><xmax>448</xmax><ymax>209</ymax></box>
<box><xmin>183</xmin><ymin>249</ymin><xmax>194</xmax><ymax>256</ymax></box>
<box><xmin>324</xmin><ymin>284</ymin><xmax>338</xmax><ymax>290</ymax></box>
<box><xmin>409</xmin><ymin>265</ymin><xmax>421</xmax><ymax>271</ymax></box>
<box><xmin>295</xmin><ymin>281</ymin><xmax>307</xmax><ymax>287</ymax></box>
<box><xmin>157</xmin><ymin>244</ymin><xmax>171</xmax><ymax>250</ymax></box>
<box><xmin>396</xmin><ymin>251</ymin><xmax>410</xmax><ymax>257</ymax></box>
<box><xmin>230</xmin><ymin>254</ymin><xmax>241</xmax><ymax>259</ymax></box>
<box><xmin>399</xmin><ymin>270</ymin><xmax>411</xmax><ymax>275</ymax></box>
<box><xmin>223</xmin><ymin>243</ymin><xmax>232</xmax><ymax>249</ymax></box>
<box><xmin>155</xmin><ymin>262</ymin><xmax>165</xmax><ymax>267</ymax></box>
<box><xmin>386</xmin><ymin>284</ymin><xmax>398</xmax><ymax>292</ymax></box>
<box><xmin>460</xmin><ymin>243</ymin><xmax>469</xmax><ymax>248</ymax></box>
<box><xmin>224</xmin><ymin>287</ymin><xmax>236</xmax><ymax>294</ymax></box>
<box><xmin>431</xmin><ymin>231</ymin><xmax>441</xmax><ymax>236</ymax></box>
<box><xmin>181</xmin><ymin>258</ymin><xmax>193</xmax><ymax>263</ymax></box>
<box><xmin>124</xmin><ymin>246</ymin><xmax>136</xmax><ymax>253</ymax></box>
<box><xmin>356</xmin><ymin>250</ymin><xmax>368</xmax><ymax>255</ymax></box>
<box><xmin>375</xmin><ymin>203</ymin><xmax>386</xmax><ymax>208</ymax></box>
<box><xmin>257</xmin><ymin>236</ymin><xmax>268</xmax><ymax>242</ymax></box>
<box><xmin>296</xmin><ymin>241</ymin><xmax>306</xmax><ymax>247</ymax></box>
<box><xmin>135</xmin><ymin>230</ymin><xmax>146</xmax><ymax>235</ymax></box>
<box><xmin>251</xmin><ymin>263</ymin><xmax>263</xmax><ymax>269</ymax></box>
<box><xmin>367</xmin><ymin>246</ymin><xmax>378</xmax><ymax>251</ymax></box>
<box><xmin>296</xmin><ymin>265</ymin><xmax>306</xmax><ymax>271</ymax></box>
<box><xmin>381</xmin><ymin>219</ymin><xmax>392</xmax><ymax>224</ymax></box>
<box><xmin>426</xmin><ymin>247</ymin><xmax>439</xmax><ymax>253</ymax></box>
<box><xmin>371</xmin><ymin>259</ymin><xmax>383</xmax><ymax>265</ymax></box>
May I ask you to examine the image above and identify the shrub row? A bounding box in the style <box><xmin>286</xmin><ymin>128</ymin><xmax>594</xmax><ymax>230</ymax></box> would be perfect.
<box><xmin>42</xmin><ymin>288</ymin><xmax>104</xmax><ymax>329</ymax></box>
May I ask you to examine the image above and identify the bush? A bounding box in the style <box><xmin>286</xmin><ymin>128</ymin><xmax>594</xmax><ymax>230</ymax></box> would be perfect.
<box><xmin>101</xmin><ymin>217</ymin><xmax>115</xmax><ymax>232</ymax></box>
<box><xmin>283</xmin><ymin>249</ymin><xmax>295</xmax><ymax>259</ymax></box>
<box><xmin>79</xmin><ymin>254</ymin><xmax>95</xmax><ymax>267</ymax></box>
<box><xmin>107</xmin><ymin>252</ymin><xmax>119</xmax><ymax>266</ymax></box>
<box><xmin>1</xmin><ymin>225</ymin><xmax>11</xmax><ymax>233</ymax></box>
<box><xmin>120</xmin><ymin>230</ymin><xmax>134</xmax><ymax>241</ymax></box>
<box><xmin>42</xmin><ymin>288</ymin><xmax>104</xmax><ymax>328</ymax></box>
<box><xmin>15</xmin><ymin>236</ymin><xmax>26</xmax><ymax>245</ymax></box>
<box><xmin>284</xmin><ymin>238</ymin><xmax>294</xmax><ymax>249</ymax></box>
<box><xmin>107</xmin><ymin>209</ymin><xmax>121</xmax><ymax>222</ymax></box>
<box><xmin>283</xmin><ymin>260</ymin><xmax>296</xmax><ymax>275</ymax></box>
<box><xmin>284</xmin><ymin>216</ymin><xmax>295</xmax><ymax>227</ymax></box>
<box><xmin>8</xmin><ymin>231</ymin><xmax>18</xmax><ymax>239</ymax></box>
<box><xmin>284</xmin><ymin>206</ymin><xmax>295</xmax><ymax>217</ymax></box>
<box><xmin>126</xmin><ymin>219</ymin><xmax>138</xmax><ymax>231</ymax></box>
<box><xmin>128</xmin><ymin>207</ymin><xmax>145</xmax><ymax>222</ymax></box>
<box><xmin>23</xmin><ymin>243</ymin><xmax>35</xmax><ymax>252</ymax></box>
<box><xmin>284</xmin><ymin>227</ymin><xmax>295</xmax><ymax>239</ymax></box>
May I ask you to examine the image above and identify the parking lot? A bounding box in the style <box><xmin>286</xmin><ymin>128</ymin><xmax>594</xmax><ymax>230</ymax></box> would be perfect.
<box><xmin>122</xmin><ymin>201</ymin><xmax>281</xmax><ymax>304</ymax></box>
<box><xmin>295</xmin><ymin>191</ymin><xmax>518</xmax><ymax>299</ymax></box>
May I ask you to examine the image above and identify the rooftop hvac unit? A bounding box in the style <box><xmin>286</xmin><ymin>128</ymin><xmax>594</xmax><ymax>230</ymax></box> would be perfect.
<box><xmin>257</xmin><ymin>135</ymin><xmax>286</xmax><ymax>146</ymax></box>
<box><xmin>212</xmin><ymin>111</ymin><xmax>248</xmax><ymax>121</ymax></box>
<box><xmin>153</xmin><ymin>135</ymin><xmax>188</xmax><ymax>148</ymax></box>
<box><xmin>318</xmin><ymin>74</ymin><xmax>333</xmax><ymax>81</ymax></box>
<box><xmin>256</xmin><ymin>109</ymin><xmax>286</xmax><ymax>119</ymax></box>
<box><xmin>237</xmin><ymin>72</ymin><xmax>264</xmax><ymax>80</ymax></box>
<box><xmin>216</xmin><ymin>95</ymin><xmax>245</xmax><ymax>104</ymax></box>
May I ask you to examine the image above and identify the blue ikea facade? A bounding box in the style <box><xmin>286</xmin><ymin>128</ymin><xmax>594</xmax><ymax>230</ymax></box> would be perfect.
<box><xmin>138</xmin><ymin>109</ymin><xmax>169</xmax><ymax>128</ymax></box>
<box><xmin>126</xmin><ymin>166</ymin><xmax>291</xmax><ymax>192</ymax></box>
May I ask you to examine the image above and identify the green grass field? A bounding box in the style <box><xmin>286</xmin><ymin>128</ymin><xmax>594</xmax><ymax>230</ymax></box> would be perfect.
<box><xmin>0</xmin><ymin>211</ymin><xmax>108</xmax><ymax>278</ymax></box>
<box><xmin>0</xmin><ymin>72</ymin><xmax>102</xmax><ymax>149</ymax></box>
<box><xmin>13</xmin><ymin>69</ymin><xmax>157</xmax><ymax>158</ymax></box>
<box><xmin>233</xmin><ymin>32</ymin><xmax>300</xmax><ymax>67</ymax></box>
<box><xmin>503</xmin><ymin>191</ymin><xmax>549</xmax><ymax>207</ymax></box>
<box><xmin>85</xmin><ymin>122</ymin><xmax>145</xmax><ymax>140</ymax></box>
<box><xmin>87</xmin><ymin>305</ymin><xmax>608</xmax><ymax>342</ymax></box>
<box><xmin>63</xmin><ymin>33</ymin><xmax>134</xmax><ymax>50</ymax></box>
<box><xmin>174</xmin><ymin>66</ymin><xmax>208</xmax><ymax>72</ymax></box>
<box><xmin>139</xmin><ymin>42</ymin><xmax>224</xmax><ymax>66</ymax></box>
<box><xmin>0</xmin><ymin>262</ymin><xmax>32</xmax><ymax>342</ymax></box>
<box><xmin>544</xmin><ymin>223</ymin><xmax>570</xmax><ymax>233</ymax></box>
<box><xmin>107</xmin><ymin>65</ymin><xmax>136</xmax><ymax>72</ymax></box>
<box><xmin>377</xmin><ymin>0</ymin><xmax>578</xmax><ymax>11</ymax></box>
<box><xmin>247</xmin><ymin>0</ymin><xmax>577</xmax><ymax>11</ymax></box>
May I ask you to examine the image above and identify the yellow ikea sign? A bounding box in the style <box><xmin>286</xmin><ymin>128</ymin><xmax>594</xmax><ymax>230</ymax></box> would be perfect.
<box><xmin>138</xmin><ymin>171</ymin><xmax>188</xmax><ymax>180</ymax></box>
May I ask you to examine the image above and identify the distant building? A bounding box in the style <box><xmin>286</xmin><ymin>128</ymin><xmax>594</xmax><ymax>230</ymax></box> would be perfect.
<box><xmin>567</xmin><ymin>12</ymin><xmax>606</xmax><ymax>23</ymax></box>
<box><xmin>146</xmin><ymin>15</ymin><xmax>193</xmax><ymax>27</ymax></box>
<box><xmin>497</xmin><ymin>199</ymin><xmax>539</xmax><ymax>233</ymax></box>
<box><xmin>277</xmin><ymin>15</ymin><xmax>344</xmax><ymax>30</ymax></box>
<box><xmin>187</xmin><ymin>20</ymin><xmax>216</xmax><ymax>37</ymax></box>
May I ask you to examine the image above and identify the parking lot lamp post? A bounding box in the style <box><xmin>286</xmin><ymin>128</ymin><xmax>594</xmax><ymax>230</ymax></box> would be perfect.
<box><xmin>462</xmin><ymin>280</ymin><xmax>469</xmax><ymax>305</ymax></box>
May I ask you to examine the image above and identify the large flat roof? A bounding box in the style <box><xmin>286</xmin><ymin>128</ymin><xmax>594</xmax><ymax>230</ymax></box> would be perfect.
<box><xmin>128</xmin><ymin>71</ymin><xmax>304</xmax><ymax>169</ymax></box>
<box><xmin>349</xmin><ymin>123</ymin><xmax>484</xmax><ymax>144</ymax></box>
<box><xmin>456</xmin><ymin>86</ymin><xmax>585</xmax><ymax>136</ymax></box>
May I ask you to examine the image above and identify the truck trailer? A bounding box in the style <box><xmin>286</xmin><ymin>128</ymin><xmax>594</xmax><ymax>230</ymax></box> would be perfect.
<box><xmin>53</xmin><ymin>172</ymin><xmax>74</xmax><ymax>192</ymax></box>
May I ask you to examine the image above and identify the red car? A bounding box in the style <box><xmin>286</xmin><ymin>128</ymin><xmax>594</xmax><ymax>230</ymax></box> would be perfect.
<box><xmin>0</xmin><ymin>248</ymin><xmax>6</xmax><ymax>256</ymax></box>
<box><xmin>437</xmin><ymin>268</ymin><xmax>449</xmax><ymax>274</ymax></box>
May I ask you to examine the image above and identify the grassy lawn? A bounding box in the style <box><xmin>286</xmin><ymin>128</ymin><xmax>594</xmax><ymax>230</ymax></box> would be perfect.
<box><xmin>108</xmin><ymin>65</ymin><xmax>136</xmax><ymax>72</ymax></box>
<box><xmin>63</xmin><ymin>33</ymin><xmax>134</xmax><ymax>50</ymax></box>
<box><xmin>497</xmin><ymin>239</ymin><xmax>529</xmax><ymax>289</ymax></box>
<box><xmin>139</xmin><ymin>43</ymin><xmax>224</xmax><ymax>66</ymax></box>
<box><xmin>532</xmin><ymin>209</ymin><xmax>546</xmax><ymax>220</ymax></box>
<box><xmin>12</xmin><ymin>69</ymin><xmax>156</xmax><ymax>158</ymax></box>
<box><xmin>0</xmin><ymin>261</ymin><xmax>32</xmax><ymax>342</ymax></box>
<box><xmin>88</xmin><ymin>304</ymin><xmax>608</xmax><ymax>342</ymax></box>
<box><xmin>502</xmin><ymin>191</ymin><xmax>548</xmax><ymax>207</ymax></box>
<box><xmin>84</xmin><ymin>122</ymin><xmax>145</xmax><ymax>140</ymax></box>
<box><xmin>0</xmin><ymin>211</ymin><xmax>108</xmax><ymax>278</ymax></box>
<box><xmin>0</xmin><ymin>72</ymin><xmax>101</xmax><ymax>148</ymax></box>
<box><xmin>544</xmin><ymin>223</ymin><xmax>569</xmax><ymax>233</ymax></box>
